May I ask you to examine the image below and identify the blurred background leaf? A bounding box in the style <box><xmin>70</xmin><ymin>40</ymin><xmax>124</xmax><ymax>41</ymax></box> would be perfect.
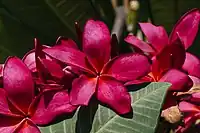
<box><xmin>0</xmin><ymin>0</ymin><xmax>114</xmax><ymax>62</ymax></box>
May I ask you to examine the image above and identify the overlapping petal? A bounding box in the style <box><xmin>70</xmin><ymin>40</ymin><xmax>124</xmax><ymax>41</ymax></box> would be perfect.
<box><xmin>155</xmin><ymin>37</ymin><xmax>185</xmax><ymax>73</ymax></box>
<box><xmin>0</xmin><ymin>115</ymin><xmax>22</xmax><ymax>133</ymax></box>
<box><xmin>124</xmin><ymin>35</ymin><xmax>155</xmax><ymax>53</ymax></box>
<box><xmin>43</xmin><ymin>47</ymin><xmax>95</xmax><ymax>75</ymax></box>
<box><xmin>3</xmin><ymin>57</ymin><xmax>35</xmax><ymax>113</ymax></box>
<box><xmin>22</xmin><ymin>50</ymin><xmax>37</xmax><ymax>72</ymax></box>
<box><xmin>103</xmin><ymin>53</ymin><xmax>151</xmax><ymax>82</ymax></box>
<box><xmin>31</xmin><ymin>90</ymin><xmax>76</xmax><ymax>125</ymax></box>
<box><xmin>83</xmin><ymin>19</ymin><xmax>111</xmax><ymax>71</ymax></box>
<box><xmin>139</xmin><ymin>23</ymin><xmax>168</xmax><ymax>53</ymax></box>
<box><xmin>70</xmin><ymin>75</ymin><xmax>97</xmax><ymax>106</ymax></box>
<box><xmin>15</xmin><ymin>119</ymin><xmax>40</xmax><ymax>133</ymax></box>
<box><xmin>97</xmin><ymin>77</ymin><xmax>131</xmax><ymax>114</ymax></box>
<box><xmin>170</xmin><ymin>8</ymin><xmax>200</xmax><ymax>49</ymax></box>
<box><xmin>159</xmin><ymin>69</ymin><xmax>193</xmax><ymax>92</ymax></box>
<box><xmin>179</xmin><ymin>101</ymin><xmax>200</xmax><ymax>113</ymax></box>
<box><xmin>182</xmin><ymin>53</ymin><xmax>200</xmax><ymax>78</ymax></box>
<box><xmin>55</xmin><ymin>37</ymin><xmax>78</xmax><ymax>50</ymax></box>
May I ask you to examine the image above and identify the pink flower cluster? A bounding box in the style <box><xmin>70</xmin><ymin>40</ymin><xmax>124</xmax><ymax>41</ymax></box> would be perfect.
<box><xmin>0</xmin><ymin>8</ymin><xmax>199</xmax><ymax>133</ymax></box>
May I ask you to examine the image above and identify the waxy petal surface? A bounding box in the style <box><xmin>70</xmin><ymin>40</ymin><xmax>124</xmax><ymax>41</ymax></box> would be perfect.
<box><xmin>70</xmin><ymin>75</ymin><xmax>97</xmax><ymax>106</ymax></box>
<box><xmin>170</xmin><ymin>9</ymin><xmax>200</xmax><ymax>49</ymax></box>
<box><xmin>159</xmin><ymin>69</ymin><xmax>192</xmax><ymax>92</ymax></box>
<box><xmin>104</xmin><ymin>53</ymin><xmax>151</xmax><ymax>82</ymax></box>
<box><xmin>154</xmin><ymin>38</ymin><xmax>185</xmax><ymax>74</ymax></box>
<box><xmin>125</xmin><ymin>35</ymin><xmax>155</xmax><ymax>53</ymax></box>
<box><xmin>182</xmin><ymin>53</ymin><xmax>200</xmax><ymax>78</ymax></box>
<box><xmin>43</xmin><ymin>47</ymin><xmax>94</xmax><ymax>75</ymax></box>
<box><xmin>0</xmin><ymin>115</ymin><xmax>22</xmax><ymax>133</ymax></box>
<box><xmin>139</xmin><ymin>23</ymin><xmax>168</xmax><ymax>53</ymax></box>
<box><xmin>83</xmin><ymin>19</ymin><xmax>111</xmax><ymax>71</ymax></box>
<box><xmin>179</xmin><ymin>101</ymin><xmax>200</xmax><ymax>113</ymax></box>
<box><xmin>55</xmin><ymin>37</ymin><xmax>78</xmax><ymax>50</ymax></box>
<box><xmin>22</xmin><ymin>50</ymin><xmax>37</xmax><ymax>72</ymax></box>
<box><xmin>3</xmin><ymin>57</ymin><xmax>34</xmax><ymax>113</ymax></box>
<box><xmin>16</xmin><ymin>119</ymin><xmax>40</xmax><ymax>133</ymax></box>
<box><xmin>97</xmin><ymin>77</ymin><xmax>131</xmax><ymax>114</ymax></box>
<box><xmin>31</xmin><ymin>90</ymin><xmax>76</xmax><ymax>125</ymax></box>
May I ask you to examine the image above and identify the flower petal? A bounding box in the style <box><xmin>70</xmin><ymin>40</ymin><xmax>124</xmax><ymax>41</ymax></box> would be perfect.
<box><xmin>103</xmin><ymin>53</ymin><xmax>151</xmax><ymax>82</ymax></box>
<box><xmin>0</xmin><ymin>89</ymin><xmax>21</xmax><ymax>116</ymax></box>
<box><xmin>15</xmin><ymin>119</ymin><xmax>41</xmax><ymax>133</ymax></box>
<box><xmin>124</xmin><ymin>35</ymin><xmax>155</xmax><ymax>53</ymax></box>
<box><xmin>182</xmin><ymin>52</ymin><xmax>200</xmax><ymax>78</ymax></box>
<box><xmin>0</xmin><ymin>115</ymin><xmax>22</xmax><ymax>133</ymax></box>
<box><xmin>22</xmin><ymin>50</ymin><xmax>37</xmax><ymax>72</ymax></box>
<box><xmin>179</xmin><ymin>101</ymin><xmax>200</xmax><ymax>113</ymax></box>
<box><xmin>162</xmin><ymin>92</ymin><xmax>177</xmax><ymax>109</ymax></box>
<box><xmin>83</xmin><ymin>19</ymin><xmax>111</xmax><ymax>71</ymax></box>
<box><xmin>97</xmin><ymin>77</ymin><xmax>131</xmax><ymax>114</ymax></box>
<box><xmin>43</xmin><ymin>47</ymin><xmax>95</xmax><ymax>75</ymax></box>
<box><xmin>3</xmin><ymin>57</ymin><xmax>35</xmax><ymax>113</ymax></box>
<box><xmin>154</xmin><ymin>37</ymin><xmax>185</xmax><ymax>74</ymax></box>
<box><xmin>175</xmin><ymin>115</ymin><xmax>196</xmax><ymax>133</ymax></box>
<box><xmin>70</xmin><ymin>75</ymin><xmax>97</xmax><ymax>106</ymax></box>
<box><xmin>170</xmin><ymin>8</ymin><xmax>200</xmax><ymax>49</ymax></box>
<box><xmin>31</xmin><ymin>90</ymin><xmax>77</xmax><ymax>125</ymax></box>
<box><xmin>159</xmin><ymin>69</ymin><xmax>193</xmax><ymax>92</ymax></box>
<box><xmin>38</xmin><ymin>58</ymin><xmax>65</xmax><ymax>81</ymax></box>
<box><xmin>139</xmin><ymin>23</ymin><xmax>168</xmax><ymax>53</ymax></box>
<box><xmin>55</xmin><ymin>36</ymin><xmax>78</xmax><ymax>50</ymax></box>
<box><xmin>190</xmin><ymin>92</ymin><xmax>200</xmax><ymax>103</ymax></box>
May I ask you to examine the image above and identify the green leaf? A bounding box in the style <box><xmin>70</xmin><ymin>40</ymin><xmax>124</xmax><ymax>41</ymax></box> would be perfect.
<box><xmin>40</xmin><ymin>82</ymin><xmax>171</xmax><ymax>133</ymax></box>
<box><xmin>1</xmin><ymin>0</ymin><xmax>114</xmax><ymax>41</ymax></box>
<box><xmin>0</xmin><ymin>9</ymin><xmax>36</xmax><ymax>62</ymax></box>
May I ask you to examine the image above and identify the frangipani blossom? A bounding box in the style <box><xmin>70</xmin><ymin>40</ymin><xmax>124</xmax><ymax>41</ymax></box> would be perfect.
<box><xmin>177</xmin><ymin>93</ymin><xmax>200</xmax><ymax>133</ymax></box>
<box><xmin>125</xmin><ymin>9</ymin><xmax>200</xmax><ymax>91</ymax></box>
<box><xmin>43</xmin><ymin>19</ymin><xmax>151</xmax><ymax>114</ymax></box>
<box><xmin>125</xmin><ymin>9</ymin><xmax>200</xmax><ymax>109</ymax></box>
<box><xmin>22</xmin><ymin>39</ymin><xmax>78</xmax><ymax>125</ymax></box>
<box><xmin>0</xmin><ymin>57</ymin><xmax>75</xmax><ymax>133</ymax></box>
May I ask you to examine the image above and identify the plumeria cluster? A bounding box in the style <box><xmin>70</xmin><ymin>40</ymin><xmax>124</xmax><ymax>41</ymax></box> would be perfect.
<box><xmin>0</xmin><ymin>8</ymin><xmax>199</xmax><ymax>133</ymax></box>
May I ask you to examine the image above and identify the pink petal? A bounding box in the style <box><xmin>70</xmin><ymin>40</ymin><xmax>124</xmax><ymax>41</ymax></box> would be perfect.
<box><xmin>154</xmin><ymin>38</ymin><xmax>185</xmax><ymax>73</ymax></box>
<box><xmin>162</xmin><ymin>92</ymin><xmax>177</xmax><ymax>109</ymax></box>
<box><xmin>182</xmin><ymin>52</ymin><xmax>200</xmax><ymax>78</ymax></box>
<box><xmin>170</xmin><ymin>8</ymin><xmax>200</xmax><ymax>49</ymax></box>
<box><xmin>3</xmin><ymin>57</ymin><xmax>35</xmax><ymax>113</ymax></box>
<box><xmin>97</xmin><ymin>77</ymin><xmax>131</xmax><ymax>114</ymax></box>
<box><xmin>124</xmin><ymin>76</ymin><xmax>152</xmax><ymax>86</ymax></box>
<box><xmin>15</xmin><ymin>119</ymin><xmax>41</xmax><ymax>133</ymax></box>
<box><xmin>103</xmin><ymin>53</ymin><xmax>151</xmax><ymax>82</ymax></box>
<box><xmin>175</xmin><ymin>115</ymin><xmax>196</xmax><ymax>133</ymax></box>
<box><xmin>139</xmin><ymin>23</ymin><xmax>168</xmax><ymax>53</ymax></box>
<box><xmin>70</xmin><ymin>75</ymin><xmax>97</xmax><ymax>106</ymax></box>
<box><xmin>83</xmin><ymin>19</ymin><xmax>111</xmax><ymax>71</ymax></box>
<box><xmin>0</xmin><ymin>89</ymin><xmax>21</xmax><ymax>116</ymax></box>
<box><xmin>179</xmin><ymin>101</ymin><xmax>200</xmax><ymax>113</ymax></box>
<box><xmin>0</xmin><ymin>115</ymin><xmax>22</xmax><ymax>133</ymax></box>
<box><xmin>124</xmin><ymin>35</ymin><xmax>155</xmax><ymax>53</ymax></box>
<box><xmin>31</xmin><ymin>90</ymin><xmax>77</xmax><ymax>125</ymax></box>
<box><xmin>189</xmin><ymin>75</ymin><xmax>200</xmax><ymax>87</ymax></box>
<box><xmin>55</xmin><ymin>36</ymin><xmax>78</xmax><ymax>50</ymax></box>
<box><xmin>38</xmin><ymin>58</ymin><xmax>65</xmax><ymax>81</ymax></box>
<box><xmin>190</xmin><ymin>93</ymin><xmax>200</xmax><ymax>103</ymax></box>
<box><xmin>43</xmin><ymin>47</ymin><xmax>95</xmax><ymax>75</ymax></box>
<box><xmin>159</xmin><ymin>69</ymin><xmax>193</xmax><ymax>92</ymax></box>
<box><xmin>22</xmin><ymin>50</ymin><xmax>37</xmax><ymax>72</ymax></box>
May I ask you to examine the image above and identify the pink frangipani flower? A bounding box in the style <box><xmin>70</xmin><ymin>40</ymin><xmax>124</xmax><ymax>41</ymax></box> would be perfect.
<box><xmin>0</xmin><ymin>57</ymin><xmax>76</xmax><ymax>133</ymax></box>
<box><xmin>43</xmin><ymin>19</ymin><xmax>151</xmax><ymax>114</ymax></box>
